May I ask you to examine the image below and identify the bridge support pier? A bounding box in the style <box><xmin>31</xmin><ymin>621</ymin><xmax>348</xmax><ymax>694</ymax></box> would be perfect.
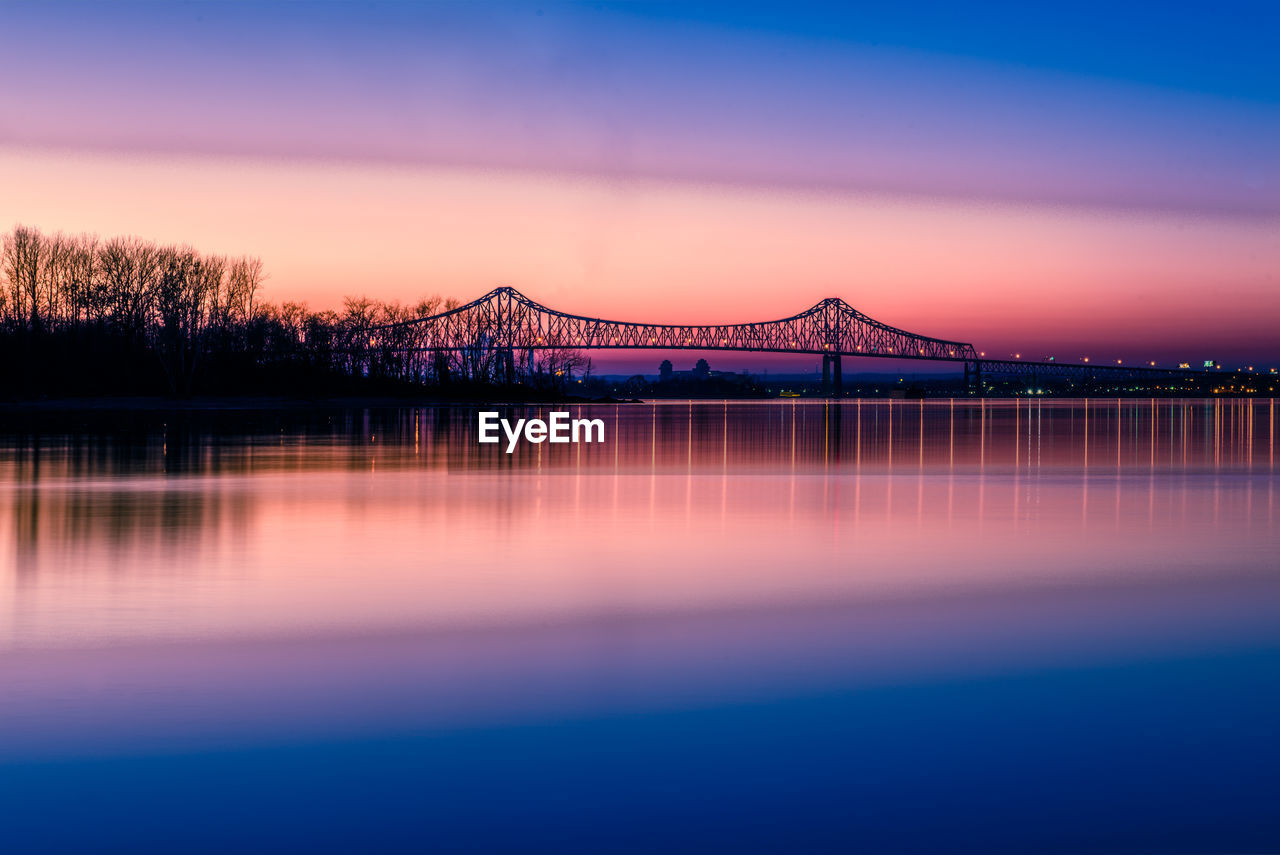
<box><xmin>433</xmin><ymin>349</ymin><xmax>450</xmax><ymax>386</ymax></box>
<box><xmin>831</xmin><ymin>353</ymin><xmax>843</xmax><ymax>398</ymax></box>
<box><xmin>503</xmin><ymin>347</ymin><xmax>516</xmax><ymax>386</ymax></box>
<box><xmin>821</xmin><ymin>354</ymin><xmax>832</xmax><ymax>394</ymax></box>
<box><xmin>962</xmin><ymin>361</ymin><xmax>982</xmax><ymax>396</ymax></box>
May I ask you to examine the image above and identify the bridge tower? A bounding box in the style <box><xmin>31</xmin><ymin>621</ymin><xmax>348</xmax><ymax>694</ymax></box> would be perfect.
<box><xmin>965</xmin><ymin>360</ymin><xmax>982</xmax><ymax>396</ymax></box>
<box><xmin>818</xmin><ymin>297</ymin><xmax>845</xmax><ymax>398</ymax></box>
<box><xmin>498</xmin><ymin>287</ymin><xmax>511</xmax><ymax>387</ymax></box>
<box><xmin>820</xmin><ymin>353</ymin><xmax>843</xmax><ymax>397</ymax></box>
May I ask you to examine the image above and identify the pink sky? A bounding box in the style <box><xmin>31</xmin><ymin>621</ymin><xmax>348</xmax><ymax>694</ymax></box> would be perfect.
<box><xmin>1</xmin><ymin>3</ymin><xmax>1277</xmax><ymax>370</ymax></box>
<box><xmin>2</xmin><ymin>146</ymin><xmax>1276</xmax><ymax>369</ymax></box>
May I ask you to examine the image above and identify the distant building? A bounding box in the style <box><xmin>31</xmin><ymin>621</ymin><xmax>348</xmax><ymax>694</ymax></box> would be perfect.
<box><xmin>657</xmin><ymin>358</ymin><xmax>708</xmax><ymax>381</ymax></box>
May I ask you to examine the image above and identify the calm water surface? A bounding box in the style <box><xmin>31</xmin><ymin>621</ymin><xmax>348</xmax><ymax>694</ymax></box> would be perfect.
<box><xmin>1</xmin><ymin>399</ymin><xmax>1278</xmax><ymax>853</ymax></box>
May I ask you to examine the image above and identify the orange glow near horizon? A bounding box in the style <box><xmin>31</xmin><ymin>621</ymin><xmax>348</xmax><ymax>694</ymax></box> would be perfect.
<box><xmin>2</xmin><ymin>146</ymin><xmax>1277</xmax><ymax>361</ymax></box>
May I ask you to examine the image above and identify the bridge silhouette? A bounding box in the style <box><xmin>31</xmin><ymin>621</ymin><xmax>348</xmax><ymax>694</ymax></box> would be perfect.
<box><xmin>364</xmin><ymin>286</ymin><xmax>1205</xmax><ymax>395</ymax></box>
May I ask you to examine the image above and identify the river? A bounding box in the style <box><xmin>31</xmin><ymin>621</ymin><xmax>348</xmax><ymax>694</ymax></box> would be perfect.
<box><xmin>1</xmin><ymin>399</ymin><xmax>1277</xmax><ymax>852</ymax></box>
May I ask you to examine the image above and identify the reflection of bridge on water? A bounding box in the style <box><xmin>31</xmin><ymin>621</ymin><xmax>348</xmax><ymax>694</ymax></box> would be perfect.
<box><xmin>360</xmin><ymin>286</ymin><xmax>1210</xmax><ymax>395</ymax></box>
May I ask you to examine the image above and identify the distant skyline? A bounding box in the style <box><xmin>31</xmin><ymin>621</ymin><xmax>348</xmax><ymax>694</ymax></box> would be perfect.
<box><xmin>2</xmin><ymin>0</ymin><xmax>1277</xmax><ymax>370</ymax></box>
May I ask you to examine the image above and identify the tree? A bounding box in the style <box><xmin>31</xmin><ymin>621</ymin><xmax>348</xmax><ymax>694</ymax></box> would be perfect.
<box><xmin>64</xmin><ymin>234</ymin><xmax>99</xmax><ymax>325</ymax></box>
<box><xmin>226</xmin><ymin>256</ymin><xmax>264</xmax><ymax>323</ymax></box>
<box><xmin>150</xmin><ymin>246</ymin><xmax>211</xmax><ymax>395</ymax></box>
<box><xmin>0</xmin><ymin>223</ymin><xmax>489</xmax><ymax>397</ymax></box>
<box><xmin>2</xmin><ymin>225</ymin><xmax>46</xmax><ymax>330</ymax></box>
<box><xmin>97</xmin><ymin>235</ymin><xmax>159</xmax><ymax>338</ymax></box>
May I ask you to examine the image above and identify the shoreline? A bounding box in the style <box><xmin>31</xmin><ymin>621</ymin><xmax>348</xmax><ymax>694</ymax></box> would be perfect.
<box><xmin>0</xmin><ymin>394</ymin><xmax>643</xmax><ymax>413</ymax></box>
<box><xmin>0</xmin><ymin>392</ymin><xmax>1265</xmax><ymax>413</ymax></box>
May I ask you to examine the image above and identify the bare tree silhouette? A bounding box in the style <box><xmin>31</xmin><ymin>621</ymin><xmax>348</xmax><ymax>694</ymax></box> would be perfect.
<box><xmin>1</xmin><ymin>224</ymin><xmax>589</xmax><ymax>398</ymax></box>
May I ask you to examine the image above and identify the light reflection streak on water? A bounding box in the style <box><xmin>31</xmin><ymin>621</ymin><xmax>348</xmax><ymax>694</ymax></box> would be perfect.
<box><xmin>0</xmin><ymin>399</ymin><xmax>1273</xmax><ymax>650</ymax></box>
<box><xmin>0</xmin><ymin>400</ymin><xmax>1276</xmax><ymax>849</ymax></box>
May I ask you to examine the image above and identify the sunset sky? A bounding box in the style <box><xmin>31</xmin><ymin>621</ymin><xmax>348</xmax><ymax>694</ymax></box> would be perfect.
<box><xmin>2</xmin><ymin>1</ymin><xmax>1277</xmax><ymax>370</ymax></box>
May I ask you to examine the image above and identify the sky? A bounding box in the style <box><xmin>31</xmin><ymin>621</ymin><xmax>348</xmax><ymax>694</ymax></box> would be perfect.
<box><xmin>1</xmin><ymin>0</ymin><xmax>1277</xmax><ymax>370</ymax></box>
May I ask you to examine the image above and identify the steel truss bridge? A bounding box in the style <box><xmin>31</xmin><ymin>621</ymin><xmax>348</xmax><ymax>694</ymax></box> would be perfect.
<box><xmin>362</xmin><ymin>286</ymin><xmax>1207</xmax><ymax>394</ymax></box>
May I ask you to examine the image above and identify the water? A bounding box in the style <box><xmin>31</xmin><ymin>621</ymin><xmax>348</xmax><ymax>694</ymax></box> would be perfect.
<box><xmin>1</xmin><ymin>399</ymin><xmax>1277</xmax><ymax>853</ymax></box>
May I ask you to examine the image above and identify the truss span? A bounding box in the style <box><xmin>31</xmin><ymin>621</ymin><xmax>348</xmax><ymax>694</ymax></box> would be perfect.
<box><xmin>373</xmin><ymin>286</ymin><xmax>978</xmax><ymax>361</ymax></box>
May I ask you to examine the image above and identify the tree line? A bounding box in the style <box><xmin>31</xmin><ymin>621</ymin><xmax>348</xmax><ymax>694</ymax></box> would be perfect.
<box><xmin>1</xmin><ymin>225</ymin><xmax>588</xmax><ymax>398</ymax></box>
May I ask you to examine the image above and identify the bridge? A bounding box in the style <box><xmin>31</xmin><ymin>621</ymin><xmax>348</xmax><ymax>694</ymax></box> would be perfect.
<box><xmin>360</xmin><ymin>286</ymin><xmax>1207</xmax><ymax>395</ymax></box>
